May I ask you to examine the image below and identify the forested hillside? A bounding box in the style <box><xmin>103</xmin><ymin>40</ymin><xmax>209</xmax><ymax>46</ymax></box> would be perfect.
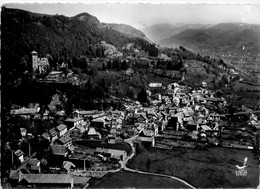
<box><xmin>1</xmin><ymin>7</ymin><xmax>158</xmax><ymax>74</ymax></box>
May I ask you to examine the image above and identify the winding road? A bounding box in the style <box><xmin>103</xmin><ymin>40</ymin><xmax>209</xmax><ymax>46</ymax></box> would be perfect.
<box><xmin>120</xmin><ymin>135</ymin><xmax>197</xmax><ymax>189</ymax></box>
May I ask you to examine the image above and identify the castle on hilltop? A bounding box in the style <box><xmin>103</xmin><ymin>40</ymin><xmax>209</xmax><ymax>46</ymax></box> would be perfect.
<box><xmin>31</xmin><ymin>51</ymin><xmax>50</xmax><ymax>77</ymax></box>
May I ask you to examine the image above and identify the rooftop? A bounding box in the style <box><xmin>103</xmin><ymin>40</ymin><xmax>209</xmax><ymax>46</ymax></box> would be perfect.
<box><xmin>10</xmin><ymin>107</ymin><xmax>39</xmax><ymax>115</ymax></box>
<box><xmin>19</xmin><ymin>174</ymin><xmax>72</xmax><ymax>184</ymax></box>
<box><xmin>50</xmin><ymin>145</ymin><xmax>67</xmax><ymax>156</ymax></box>
<box><xmin>58</xmin><ymin>135</ymin><xmax>72</xmax><ymax>144</ymax></box>
<box><xmin>56</xmin><ymin>124</ymin><xmax>67</xmax><ymax>131</ymax></box>
<box><xmin>49</xmin><ymin>128</ymin><xmax>57</xmax><ymax>135</ymax></box>
<box><xmin>65</xmin><ymin>117</ymin><xmax>84</xmax><ymax>122</ymax></box>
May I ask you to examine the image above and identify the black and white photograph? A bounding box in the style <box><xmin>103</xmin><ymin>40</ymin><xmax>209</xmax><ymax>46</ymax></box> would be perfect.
<box><xmin>1</xmin><ymin>0</ymin><xmax>260</xmax><ymax>188</ymax></box>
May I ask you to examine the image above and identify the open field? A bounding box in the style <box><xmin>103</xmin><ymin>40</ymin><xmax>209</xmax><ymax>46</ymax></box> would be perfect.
<box><xmin>184</xmin><ymin>60</ymin><xmax>215</xmax><ymax>86</ymax></box>
<box><xmin>146</xmin><ymin>72</ymin><xmax>179</xmax><ymax>86</ymax></box>
<box><xmin>127</xmin><ymin>146</ymin><xmax>259</xmax><ymax>188</ymax></box>
<box><xmin>88</xmin><ymin>170</ymin><xmax>190</xmax><ymax>188</ymax></box>
<box><xmin>233</xmin><ymin>91</ymin><xmax>260</xmax><ymax>106</ymax></box>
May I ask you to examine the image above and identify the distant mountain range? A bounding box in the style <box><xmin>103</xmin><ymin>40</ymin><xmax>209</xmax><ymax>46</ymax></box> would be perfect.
<box><xmin>143</xmin><ymin>23</ymin><xmax>210</xmax><ymax>44</ymax></box>
<box><xmin>1</xmin><ymin>7</ymin><xmax>157</xmax><ymax>73</ymax></box>
<box><xmin>144</xmin><ymin>22</ymin><xmax>260</xmax><ymax>58</ymax></box>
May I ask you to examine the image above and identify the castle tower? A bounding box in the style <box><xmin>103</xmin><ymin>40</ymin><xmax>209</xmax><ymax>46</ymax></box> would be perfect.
<box><xmin>31</xmin><ymin>50</ymin><xmax>38</xmax><ymax>74</ymax></box>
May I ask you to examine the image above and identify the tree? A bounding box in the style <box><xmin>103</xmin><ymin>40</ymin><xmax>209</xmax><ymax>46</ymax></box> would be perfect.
<box><xmin>146</xmin><ymin>158</ymin><xmax>151</xmax><ymax>170</ymax></box>
<box><xmin>121</xmin><ymin>60</ymin><xmax>129</xmax><ymax>70</ymax></box>
<box><xmin>107</xmin><ymin>60</ymin><xmax>112</xmax><ymax>69</ymax></box>
<box><xmin>79</xmin><ymin>56</ymin><xmax>89</xmax><ymax>69</ymax></box>
<box><xmin>89</xmin><ymin>66</ymin><xmax>98</xmax><ymax>77</ymax></box>
<box><xmin>102</xmin><ymin>63</ymin><xmax>106</xmax><ymax>71</ymax></box>
<box><xmin>126</xmin><ymin>86</ymin><xmax>136</xmax><ymax>99</ymax></box>
<box><xmin>137</xmin><ymin>87</ymin><xmax>147</xmax><ymax>103</ymax></box>
<box><xmin>46</xmin><ymin>54</ymin><xmax>53</xmax><ymax>66</ymax></box>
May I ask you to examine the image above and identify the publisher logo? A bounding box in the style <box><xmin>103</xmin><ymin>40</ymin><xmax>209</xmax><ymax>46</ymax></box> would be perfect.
<box><xmin>235</xmin><ymin>157</ymin><xmax>248</xmax><ymax>176</ymax></box>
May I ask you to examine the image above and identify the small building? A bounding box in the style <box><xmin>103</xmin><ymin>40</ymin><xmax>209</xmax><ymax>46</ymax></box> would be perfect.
<box><xmin>55</xmin><ymin>135</ymin><xmax>72</xmax><ymax>147</ymax></box>
<box><xmin>200</xmin><ymin>125</ymin><xmax>212</xmax><ymax>136</ymax></box>
<box><xmin>10</xmin><ymin>107</ymin><xmax>40</xmax><ymax>117</ymax></box>
<box><xmin>186</xmin><ymin>119</ymin><xmax>198</xmax><ymax>131</ymax></box>
<box><xmin>65</xmin><ymin>117</ymin><xmax>84</xmax><ymax>130</ymax></box>
<box><xmin>75</xmin><ymin>110</ymin><xmax>99</xmax><ymax>118</ymax></box>
<box><xmin>14</xmin><ymin>150</ymin><xmax>24</xmax><ymax>163</ymax></box>
<box><xmin>95</xmin><ymin>147</ymin><xmax>127</xmax><ymax>161</ymax></box>
<box><xmin>95</xmin><ymin>148</ymin><xmax>110</xmax><ymax>157</ymax></box>
<box><xmin>107</xmin><ymin>149</ymin><xmax>127</xmax><ymax>161</ymax></box>
<box><xmin>56</xmin><ymin>124</ymin><xmax>68</xmax><ymax>137</ymax></box>
<box><xmin>18</xmin><ymin>174</ymin><xmax>73</xmax><ymax>188</ymax></box>
<box><xmin>86</xmin><ymin>127</ymin><xmax>101</xmax><ymax>140</ymax></box>
<box><xmin>62</xmin><ymin>161</ymin><xmax>75</xmax><ymax>173</ymax></box>
<box><xmin>138</xmin><ymin>130</ymin><xmax>155</xmax><ymax>146</ymax></box>
<box><xmin>47</xmin><ymin>71</ymin><xmax>64</xmax><ymax>80</ymax></box>
<box><xmin>149</xmin><ymin>82</ymin><xmax>163</xmax><ymax>88</ymax></box>
<box><xmin>49</xmin><ymin>128</ymin><xmax>58</xmax><ymax>142</ymax></box>
<box><xmin>201</xmin><ymin>82</ymin><xmax>207</xmax><ymax>88</ymax></box>
<box><xmin>42</xmin><ymin>132</ymin><xmax>51</xmax><ymax>142</ymax></box>
<box><xmin>209</xmin><ymin>113</ymin><xmax>222</xmax><ymax>121</ymax></box>
<box><xmin>20</xmin><ymin>128</ymin><xmax>27</xmax><ymax>137</ymax></box>
<box><xmin>91</xmin><ymin>117</ymin><xmax>105</xmax><ymax>129</ymax></box>
<box><xmin>107</xmin><ymin>134</ymin><xmax>116</xmax><ymax>144</ymax></box>
<box><xmin>27</xmin><ymin>158</ymin><xmax>41</xmax><ymax>173</ymax></box>
<box><xmin>50</xmin><ymin>145</ymin><xmax>68</xmax><ymax>157</ymax></box>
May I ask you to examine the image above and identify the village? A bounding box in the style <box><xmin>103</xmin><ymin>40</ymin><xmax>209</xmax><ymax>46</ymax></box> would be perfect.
<box><xmin>1</xmin><ymin>41</ymin><xmax>259</xmax><ymax>189</ymax></box>
<box><xmin>3</xmin><ymin>49</ymin><xmax>260</xmax><ymax>188</ymax></box>
<box><xmin>3</xmin><ymin>3</ymin><xmax>260</xmax><ymax>188</ymax></box>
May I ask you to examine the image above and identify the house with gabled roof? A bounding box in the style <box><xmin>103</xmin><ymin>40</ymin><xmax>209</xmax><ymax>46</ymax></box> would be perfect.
<box><xmin>50</xmin><ymin>145</ymin><xmax>68</xmax><ymax>157</ymax></box>
<box><xmin>185</xmin><ymin>119</ymin><xmax>198</xmax><ymax>131</ymax></box>
<box><xmin>86</xmin><ymin>127</ymin><xmax>101</xmax><ymax>139</ymax></box>
<box><xmin>14</xmin><ymin>150</ymin><xmax>24</xmax><ymax>163</ymax></box>
<box><xmin>62</xmin><ymin>161</ymin><xmax>75</xmax><ymax>173</ymax></box>
<box><xmin>56</xmin><ymin>124</ymin><xmax>67</xmax><ymax>137</ymax></box>
<box><xmin>107</xmin><ymin>149</ymin><xmax>127</xmax><ymax>161</ymax></box>
<box><xmin>49</xmin><ymin>128</ymin><xmax>58</xmax><ymax>142</ymax></box>
<box><xmin>138</xmin><ymin>130</ymin><xmax>155</xmax><ymax>146</ymax></box>
<box><xmin>27</xmin><ymin>158</ymin><xmax>41</xmax><ymax>173</ymax></box>
<box><xmin>55</xmin><ymin>135</ymin><xmax>72</xmax><ymax>147</ymax></box>
<box><xmin>42</xmin><ymin>132</ymin><xmax>51</xmax><ymax>142</ymax></box>
<box><xmin>65</xmin><ymin>117</ymin><xmax>84</xmax><ymax>130</ymax></box>
<box><xmin>18</xmin><ymin>173</ymin><xmax>73</xmax><ymax>188</ymax></box>
<box><xmin>209</xmin><ymin>112</ymin><xmax>222</xmax><ymax>121</ymax></box>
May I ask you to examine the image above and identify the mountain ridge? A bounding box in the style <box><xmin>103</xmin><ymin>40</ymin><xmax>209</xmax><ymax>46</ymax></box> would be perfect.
<box><xmin>142</xmin><ymin>23</ymin><xmax>210</xmax><ymax>44</ymax></box>
<box><xmin>1</xmin><ymin>7</ymin><xmax>158</xmax><ymax>74</ymax></box>
<box><xmin>160</xmin><ymin>22</ymin><xmax>260</xmax><ymax>58</ymax></box>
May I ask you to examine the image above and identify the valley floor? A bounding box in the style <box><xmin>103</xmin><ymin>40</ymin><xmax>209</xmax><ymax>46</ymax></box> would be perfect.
<box><xmin>127</xmin><ymin>146</ymin><xmax>259</xmax><ymax>188</ymax></box>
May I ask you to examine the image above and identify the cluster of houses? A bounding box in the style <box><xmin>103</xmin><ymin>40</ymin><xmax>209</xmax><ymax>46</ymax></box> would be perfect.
<box><xmin>8</xmin><ymin>106</ymin><xmax>133</xmax><ymax>188</ymax></box>
<box><xmin>7</xmin><ymin>76</ymin><xmax>260</xmax><ymax>188</ymax></box>
<box><xmin>130</xmin><ymin>81</ymin><xmax>259</xmax><ymax>151</ymax></box>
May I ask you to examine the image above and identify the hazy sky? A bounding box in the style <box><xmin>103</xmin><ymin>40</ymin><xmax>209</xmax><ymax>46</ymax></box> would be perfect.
<box><xmin>4</xmin><ymin>3</ymin><xmax>260</xmax><ymax>29</ymax></box>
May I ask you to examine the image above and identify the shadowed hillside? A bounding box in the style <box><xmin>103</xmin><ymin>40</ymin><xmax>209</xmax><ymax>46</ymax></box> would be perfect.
<box><xmin>1</xmin><ymin>7</ymin><xmax>158</xmax><ymax>75</ymax></box>
<box><xmin>143</xmin><ymin>23</ymin><xmax>209</xmax><ymax>44</ymax></box>
<box><xmin>107</xmin><ymin>23</ymin><xmax>146</xmax><ymax>38</ymax></box>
